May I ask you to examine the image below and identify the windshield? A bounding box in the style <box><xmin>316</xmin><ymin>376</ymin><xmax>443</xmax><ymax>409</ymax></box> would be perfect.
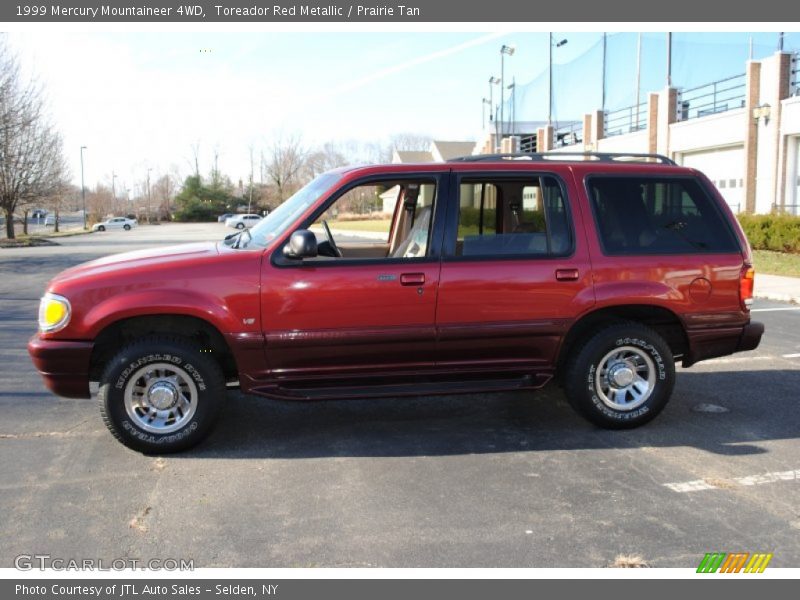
<box><xmin>239</xmin><ymin>172</ymin><xmax>342</xmax><ymax>249</ymax></box>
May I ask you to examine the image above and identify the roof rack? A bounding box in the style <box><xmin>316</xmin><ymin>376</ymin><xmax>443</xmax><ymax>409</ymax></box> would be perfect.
<box><xmin>448</xmin><ymin>152</ymin><xmax>677</xmax><ymax>166</ymax></box>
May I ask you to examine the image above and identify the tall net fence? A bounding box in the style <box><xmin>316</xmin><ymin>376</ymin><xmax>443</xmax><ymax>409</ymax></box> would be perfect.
<box><xmin>501</xmin><ymin>32</ymin><xmax>800</xmax><ymax>130</ymax></box>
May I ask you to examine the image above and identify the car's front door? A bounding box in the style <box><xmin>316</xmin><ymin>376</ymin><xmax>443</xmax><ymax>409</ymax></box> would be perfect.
<box><xmin>434</xmin><ymin>169</ymin><xmax>594</xmax><ymax>380</ymax></box>
<box><xmin>260</xmin><ymin>173</ymin><xmax>448</xmax><ymax>385</ymax></box>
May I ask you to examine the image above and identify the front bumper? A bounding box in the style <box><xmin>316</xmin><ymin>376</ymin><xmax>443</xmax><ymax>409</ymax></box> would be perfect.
<box><xmin>28</xmin><ymin>335</ymin><xmax>93</xmax><ymax>399</ymax></box>
<box><xmin>682</xmin><ymin>321</ymin><xmax>764</xmax><ymax>367</ymax></box>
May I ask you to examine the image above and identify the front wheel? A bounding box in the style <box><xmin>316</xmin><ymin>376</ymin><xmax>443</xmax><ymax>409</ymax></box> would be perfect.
<box><xmin>563</xmin><ymin>323</ymin><xmax>675</xmax><ymax>429</ymax></box>
<box><xmin>236</xmin><ymin>223</ymin><xmax>245</xmax><ymax>229</ymax></box>
<box><xmin>98</xmin><ymin>336</ymin><xmax>225</xmax><ymax>453</ymax></box>
<box><xmin>97</xmin><ymin>225</ymin><xmax>105</xmax><ymax>231</ymax></box>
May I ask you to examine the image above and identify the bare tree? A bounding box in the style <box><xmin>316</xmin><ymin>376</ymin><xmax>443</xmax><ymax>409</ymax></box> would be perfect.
<box><xmin>152</xmin><ymin>173</ymin><xmax>177</xmax><ymax>219</ymax></box>
<box><xmin>389</xmin><ymin>132</ymin><xmax>432</xmax><ymax>153</ymax></box>
<box><xmin>0</xmin><ymin>38</ymin><xmax>68</xmax><ymax>238</ymax></box>
<box><xmin>86</xmin><ymin>185</ymin><xmax>114</xmax><ymax>224</ymax></box>
<box><xmin>265</xmin><ymin>134</ymin><xmax>307</xmax><ymax>204</ymax></box>
<box><xmin>305</xmin><ymin>141</ymin><xmax>348</xmax><ymax>179</ymax></box>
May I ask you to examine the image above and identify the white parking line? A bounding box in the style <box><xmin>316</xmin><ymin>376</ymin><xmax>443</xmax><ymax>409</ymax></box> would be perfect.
<box><xmin>664</xmin><ymin>469</ymin><xmax>800</xmax><ymax>493</ymax></box>
<box><xmin>699</xmin><ymin>355</ymin><xmax>773</xmax><ymax>365</ymax></box>
<box><xmin>782</xmin><ymin>353</ymin><xmax>800</xmax><ymax>359</ymax></box>
<box><xmin>750</xmin><ymin>307</ymin><xmax>800</xmax><ymax>312</ymax></box>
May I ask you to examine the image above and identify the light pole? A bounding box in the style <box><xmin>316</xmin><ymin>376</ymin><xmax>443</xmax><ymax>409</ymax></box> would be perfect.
<box><xmin>111</xmin><ymin>171</ymin><xmax>117</xmax><ymax>215</ymax></box>
<box><xmin>79</xmin><ymin>146</ymin><xmax>87</xmax><ymax>229</ymax></box>
<box><xmin>489</xmin><ymin>76</ymin><xmax>501</xmax><ymax>151</ymax></box>
<box><xmin>482</xmin><ymin>97</ymin><xmax>491</xmax><ymax>129</ymax></box>
<box><xmin>549</xmin><ymin>34</ymin><xmax>568</xmax><ymax>125</ymax></box>
<box><xmin>499</xmin><ymin>44</ymin><xmax>515</xmax><ymax>138</ymax></box>
<box><xmin>507</xmin><ymin>79</ymin><xmax>516</xmax><ymax>137</ymax></box>
<box><xmin>146</xmin><ymin>168</ymin><xmax>152</xmax><ymax>224</ymax></box>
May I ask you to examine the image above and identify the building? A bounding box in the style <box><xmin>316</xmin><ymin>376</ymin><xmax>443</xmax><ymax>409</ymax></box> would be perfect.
<box><xmin>481</xmin><ymin>51</ymin><xmax>800</xmax><ymax>215</ymax></box>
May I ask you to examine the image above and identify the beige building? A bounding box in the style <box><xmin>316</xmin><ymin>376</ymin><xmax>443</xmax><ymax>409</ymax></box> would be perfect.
<box><xmin>481</xmin><ymin>51</ymin><xmax>800</xmax><ymax>215</ymax></box>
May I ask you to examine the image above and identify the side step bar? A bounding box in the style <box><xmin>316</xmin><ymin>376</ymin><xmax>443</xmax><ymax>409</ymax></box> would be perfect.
<box><xmin>248</xmin><ymin>373</ymin><xmax>551</xmax><ymax>401</ymax></box>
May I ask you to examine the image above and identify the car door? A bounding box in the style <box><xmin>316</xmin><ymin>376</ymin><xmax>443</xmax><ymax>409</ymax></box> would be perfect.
<box><xmin>259</xmin><ymin>172</ymin><xmax>449</xmax><ymax>385</ymax></box>
<box><xmin>434</xmin><ymin>168</ymin><xmax>594</xmax><ymax>380</ymax></box>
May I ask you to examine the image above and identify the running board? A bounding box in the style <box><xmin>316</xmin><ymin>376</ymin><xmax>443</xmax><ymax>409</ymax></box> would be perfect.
<box><xmin>248</xmin><ymin>373</ymin><xmax>550</xmax><ymax>401</ymax></box>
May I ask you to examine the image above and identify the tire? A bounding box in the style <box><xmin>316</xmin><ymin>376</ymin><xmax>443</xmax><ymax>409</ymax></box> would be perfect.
<box><xmin>563</xmin><ymin>322</ymin><xmax>675</xmax><ymax>429</ymax></box>
<box><xmin>236</xmin><ymin>223</ymin><xmax>245</xmax><ymax>229</ymax></box>
<box><xmin>123</xmin><ymin>224</ymin><xmax>131</xmax><ymax>230</ymax></box>
<box><xmin>97</xmin><ymin>225</ymin><xmax>105</xmax><ymax>231</ymax></box>
<box><xmin>98</xmin><ymin>336</ymin><xmax>225</xmax><ymax>453</ymax></box>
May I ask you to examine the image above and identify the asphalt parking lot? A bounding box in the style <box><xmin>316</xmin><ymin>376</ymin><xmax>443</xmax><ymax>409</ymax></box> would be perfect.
<box><xmin>1</xmin><ymin>223</ymin><xmax>799</xmax><ymax>568</ymax></box>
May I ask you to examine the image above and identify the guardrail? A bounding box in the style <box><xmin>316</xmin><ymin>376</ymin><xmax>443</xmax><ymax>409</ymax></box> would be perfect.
<box><xmin>603</xmin><ymin>101</ymin><xmax>647</xmax><ymax>137</ymax></box>
<box><xmin>677</xmin><ymin>73</ymin><xmax>746</xmax><ymax>121</ymax></box>
<box><xmin>555</xmin><ymin>121</ymin><xmax>582</xmax><ymax>147</ymax></box>
<box><xmin>772</xmin><ymin>203</ymin><xmax>800</xmax><ymax>215</ymax></box>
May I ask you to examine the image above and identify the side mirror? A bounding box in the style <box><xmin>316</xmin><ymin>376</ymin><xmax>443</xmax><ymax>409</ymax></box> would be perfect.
<box><xmin>283</xmin><ymin>230</ymin><xmax>318</xmax><ymax>260</ymax></box>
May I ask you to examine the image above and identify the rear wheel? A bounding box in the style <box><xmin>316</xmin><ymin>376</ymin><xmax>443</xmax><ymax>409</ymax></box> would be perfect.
<box><xmin>236</xmin><ymin>222</ymin><xmax>245</xmax><ymax>229</ymax></box>
<box><xmin>123</xmin><ymin>224</ymin><xmax>131</xmax><ymax>230</ymax></box>
<box><xmin>563</xmin><ymin>323</ymin><xmax>675</xmax><ymax>429</ymax></box>
<box><xmin>98</xmin><ymin>336</ymin><xmax>225</xmax><ymax>453</ymax></box>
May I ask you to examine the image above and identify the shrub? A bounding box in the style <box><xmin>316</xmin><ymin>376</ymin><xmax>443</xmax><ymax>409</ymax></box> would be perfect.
<box><xmin>737</xmin><ymin>213</ymin><xmax>800</xmax><ymax>254</ymax></box>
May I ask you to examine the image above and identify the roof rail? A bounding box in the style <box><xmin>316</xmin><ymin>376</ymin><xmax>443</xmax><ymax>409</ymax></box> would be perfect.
<box><xmin>449</xmin><ymin>152</ymin><xmax>677</xmax><ymax>166</ymax></box>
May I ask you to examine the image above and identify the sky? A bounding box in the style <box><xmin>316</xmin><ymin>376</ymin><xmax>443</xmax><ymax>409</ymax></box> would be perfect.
<box><xmin>6</xmin><ymin>31</ymin><xmax>798</xmax><ymax>197</ymax></box>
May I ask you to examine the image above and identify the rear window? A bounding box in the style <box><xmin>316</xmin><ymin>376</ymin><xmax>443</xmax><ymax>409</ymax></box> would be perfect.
<box><xmin>587</xmin><ymin>176</ymin><xmax>740</xmax><ymax>255</ymax></box>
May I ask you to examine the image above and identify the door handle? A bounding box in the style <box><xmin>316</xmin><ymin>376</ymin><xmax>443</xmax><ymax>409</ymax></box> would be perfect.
<box><xmin>400</xmin><ymin>273</ymin><xmax>425</xmax><ymax>286</ymax></box>
<box><xmin>555</xmin><ymin>268</ymin><xmax>580</xmax><ymax>282</ymax></box>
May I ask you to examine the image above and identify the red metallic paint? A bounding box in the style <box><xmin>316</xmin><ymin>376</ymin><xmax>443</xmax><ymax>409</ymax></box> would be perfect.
<box><xmin>28</xmin><ymin>160</ymin><xmax>763</xmax><ymax>402</ymax></box>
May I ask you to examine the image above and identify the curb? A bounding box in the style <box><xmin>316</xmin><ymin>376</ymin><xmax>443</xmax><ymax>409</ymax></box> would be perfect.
<box><xmin>754</xmin><ymin>292</ymin><xmax>800</xmax><ymax>305</ymax></box>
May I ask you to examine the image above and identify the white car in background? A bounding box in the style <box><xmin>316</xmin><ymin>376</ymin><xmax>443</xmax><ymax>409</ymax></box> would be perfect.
<box><xmin>225</xmin><ymin>214</ymin><xmax>262</xmax><ymax>229</ymax></box>
<box><xmin>92</xmin><ymin>217</ymin><xmax>137</xmax><ymax>232</ymax></box>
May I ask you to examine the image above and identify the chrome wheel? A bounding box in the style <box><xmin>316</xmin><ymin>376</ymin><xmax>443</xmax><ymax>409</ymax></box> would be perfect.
<box><xmin>123</xmin><ymin>362</ymin><xmax>198</xmax><ymax>434</ymax></box>
<box><xmin>594</xmin><ymin>345</ymin><xmax>656</xmax><ymax>411</ymax></box>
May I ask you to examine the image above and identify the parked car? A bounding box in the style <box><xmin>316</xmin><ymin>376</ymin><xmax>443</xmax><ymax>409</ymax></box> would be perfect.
<box><xmin>31</xmin><ymin>209</ymin><xmax>48</xmax><ymax>219</ymax></box>
<box><xmin>29</xmin><ymin>152</ymin><xmax>763</xmax><ymax>452</ymax></box>
<box><xmin>92</xmin><ymin>217</ymin><xmax>137</xmax><ymax>232</ymax></box>
<box><xmin>217</xmin><ymin>213</ymin><xmax>235</xmax><ymax>223</ymax></box>
<box><xmin>225</xmin><ymin>214</ymin><xmax>262</xmax><ymax>229</ymax></box>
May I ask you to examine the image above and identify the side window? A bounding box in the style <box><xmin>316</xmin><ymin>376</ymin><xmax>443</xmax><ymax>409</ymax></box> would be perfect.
<box><xmin>307</xmin><ymin>180</ymin><xmax>437</xmax><ymax>261</ymax></box>
<box><xmin>453</xmin><ymin>176</ymin><xmax>572</xmax><ymax>257</ymax></box>
<box><xmin>588</xmin><ymin>177</ymin><xmax>739</xmax><ymax>254</ymax></box>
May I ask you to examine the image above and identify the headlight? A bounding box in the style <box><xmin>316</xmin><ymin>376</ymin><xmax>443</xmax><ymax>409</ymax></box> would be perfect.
<box><xmin>38</xmin><ymin>293</ymin><xmax>71</xmax><ymax>333</ymax></box>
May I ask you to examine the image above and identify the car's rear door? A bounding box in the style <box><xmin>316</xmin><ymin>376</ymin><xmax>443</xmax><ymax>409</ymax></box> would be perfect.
<box><xmin>434</xmin><ymin>166</ymin><xmax>594</xmax><ymax>380</ymax></box>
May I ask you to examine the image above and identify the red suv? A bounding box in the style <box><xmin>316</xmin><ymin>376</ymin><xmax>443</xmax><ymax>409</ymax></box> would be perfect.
<box><xmin>29</xmin><ymin>153</ymin><xmax>764</xmax><ymax>452</ymax></box>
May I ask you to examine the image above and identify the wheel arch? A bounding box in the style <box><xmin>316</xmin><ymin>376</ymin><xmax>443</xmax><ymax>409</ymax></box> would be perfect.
<box><xmin>89</xmin><ymin>314</ymin><xmax>239</xmax><ymax>382</ymax></box>
<box><xmin>556</xmin><ymin>304</ymin><xmax>688</xmax><ymax>377</ymax></box>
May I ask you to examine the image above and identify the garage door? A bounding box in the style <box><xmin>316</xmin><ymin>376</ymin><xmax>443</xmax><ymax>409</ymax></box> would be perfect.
<box><xmin>681</xmin><ymin>146</ymin><xmax>745</xmax><ymax>214</ymax></box>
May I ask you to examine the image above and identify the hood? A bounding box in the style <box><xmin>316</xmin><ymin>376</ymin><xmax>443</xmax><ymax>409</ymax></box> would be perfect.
<box><xmin>50</xmin><ymin>242</ymin><xmax>220</xmax><ymax>285</ymax></box>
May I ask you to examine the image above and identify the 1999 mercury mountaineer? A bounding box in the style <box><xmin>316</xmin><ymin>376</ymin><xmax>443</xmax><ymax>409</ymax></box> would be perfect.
<box><xmin>28</xmin><ymin>153</ymin><xmax>764</xmax><ymax>452</ymax></box>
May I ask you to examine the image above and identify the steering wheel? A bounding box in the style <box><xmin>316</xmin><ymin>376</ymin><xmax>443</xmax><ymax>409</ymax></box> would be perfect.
<box><xmin>321</xmin><ymin>220</ymin><xmax>343</xmax><ymax>258</ymax></box>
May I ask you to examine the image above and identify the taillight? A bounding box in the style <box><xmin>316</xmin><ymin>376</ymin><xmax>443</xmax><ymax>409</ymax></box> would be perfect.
<box><xmin>740</xmin><ymin>266</ymin><xmax>755</xmax><ymax>309</ymax></box>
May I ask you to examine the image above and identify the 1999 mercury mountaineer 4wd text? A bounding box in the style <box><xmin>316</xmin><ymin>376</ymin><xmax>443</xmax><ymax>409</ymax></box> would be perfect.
<box><xmin>28</xmin><ymin>153</ymin><xmax>764</xmax><ymax>452</ymax></box>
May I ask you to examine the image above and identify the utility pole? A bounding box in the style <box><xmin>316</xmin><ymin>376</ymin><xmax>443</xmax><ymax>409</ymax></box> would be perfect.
<box><xmin>602</xmin><ymin>33</ymin><xmax>607</xmax><ymax>113</ymax></box>
<box><xmin>500</xmin><ymin>44</ymin><xmax>515</xmax><ymax>138</ymax></box>
<box><xmin>146</xmin><ymin>168</ymin><xmax>152</xmax><ymax>224</ymax></box>
<box><xmin>80</xmin><ymin>146</ymin><xmax>87</xmax><ymax>229</ymax></box>
<box><xmin>111</xmin><ymin>171</ymin><xmax>117</xmax><ymax>215</ymax></box>
<box><xmin>667</xmin><ymin>32</ymin><xmax>673</xmax><ymax>87</ymax></box>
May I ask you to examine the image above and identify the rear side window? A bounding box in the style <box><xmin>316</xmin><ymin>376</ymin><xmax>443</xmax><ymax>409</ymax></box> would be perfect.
<box><xmin>453</xmin><ymin>176</ymin><xmax>572</xmax><ymax>258</ymax></box>
<box><xmin>587</xmin><ymin>177</ymin><xmax>740</xmax><ymax>255</ymax></box>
